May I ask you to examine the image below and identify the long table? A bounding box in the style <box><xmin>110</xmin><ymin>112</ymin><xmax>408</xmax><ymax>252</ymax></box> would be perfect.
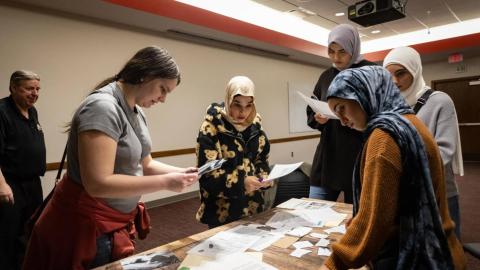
<box><xmin>95</xmin><ymin>199</ymin><xmax>352</xmax><ymax>270</ymax></box>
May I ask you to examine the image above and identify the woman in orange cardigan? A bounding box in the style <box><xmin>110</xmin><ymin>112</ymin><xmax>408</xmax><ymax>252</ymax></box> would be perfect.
<box><xmin>320</xmin><ymin>66</ymin><xmax>465</xmax><ymax>270</ymax></box>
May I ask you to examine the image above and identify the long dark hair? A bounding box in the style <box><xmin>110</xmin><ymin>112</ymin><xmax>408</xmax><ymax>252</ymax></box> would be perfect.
<box><xmin>95</xmin><ymin>46</ymin><xmax>181</xmax><ymax>90</ymax></box>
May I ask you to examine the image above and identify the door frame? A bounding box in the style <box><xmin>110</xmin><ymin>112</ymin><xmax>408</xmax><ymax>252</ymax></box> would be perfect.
<box><xmin>432</xmin><ymin>75</ymin><xmax>480</xmax><ymax>89</ymax></box>
<box><xmin>432</xmin><ymin>75</ymin><xmax>480</xmax><ymax>161</ymax></box>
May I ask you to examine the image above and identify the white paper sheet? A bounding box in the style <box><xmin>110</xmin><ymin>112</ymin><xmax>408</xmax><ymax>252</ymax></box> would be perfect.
<box><xmin>262</xmin><ymin>162</ymin><xmax>303</xmax><ymax>182</ymax></box>
<box><xmin>275</xmin><ymin>198</ymin><xmax>334</xmax><ymax>210</ymax></box>
<box><xmin>265</xmin><ymin>211</ymin><xmax>312</xmax><ymax>229</ymax></box>
<box><xmin>317</xmin><ymin>247</ymin><xmax>332</xmax><ymax>256</ymax></box>
<box><xmin>286</xmin><ymin>226</ymin><xmax>313</xmax><ymax>237</ymax></box>
<box><xmin>288</xmin><ymin>208</ymin><xmax>347</xmax><ymax>228</ymax></box>
<box><xmin>310</xmin><ymin>233</ymin><xmax>328</xmax><ymax>239</ymax></box>
<box><xmin>250</xmin><ymin>232</ymin><xmax>285</xmax><ymax>251</ymax></box>
<box><xmin>290</xmin><ymin>248</ymin><xmax>311</xmax><ymax>258</ymax></box>
<box><xmin>228</xmin><ymin>224</ymin><xmax>286</xmax><ymax>252</ymax></box>
<box><xmin>293</xmin><ymin>240</ymin><xmax>314</xmax><ymax>249</ymax></box>
<box><xmin>315</xmin><ymin>238</ymin><xmax>330</xmax><ymax>247</ymax></box>
<box><xmin>187</xmin><ymin>226</ymin><xmax>263</xmax><ymax>258</ymax></box>
<box><xmin>324</xmin><ymin>225</ymin><xmax>347</xmax><ymax>235</ymax></box>
<box><xmin>296</xmin><ymin>91</ymin><xmax>338</xmax><ymax>119</ymax></box>
<box><xmin>181</xmin><ymin>252</ymin><xmax>278</xmax><ymax>270</ymax></box>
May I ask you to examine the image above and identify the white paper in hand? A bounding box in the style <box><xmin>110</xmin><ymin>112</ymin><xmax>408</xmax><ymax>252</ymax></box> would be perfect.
<box><xmin>198</xmin><ymin>159</ymin><xmax>227</xmax><ymax>176</ymax></box>
<box><xmin>262</xmin><ymin>162</ymin><xmax>303</xmax><ymax>182</ymax></box>
<box><xmin>297</xmin><ymin>91</ymin><xmax>338</xmax><ymax>119</ymax></box>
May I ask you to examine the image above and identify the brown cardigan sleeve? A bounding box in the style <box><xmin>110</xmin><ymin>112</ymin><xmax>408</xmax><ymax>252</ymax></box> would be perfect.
<box><xmin>325</xmin><ymin>130</ymin><xmax>402</xmax><ymax>270</ymax></box>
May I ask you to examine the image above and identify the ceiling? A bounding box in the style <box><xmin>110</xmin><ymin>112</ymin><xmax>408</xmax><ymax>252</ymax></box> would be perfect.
<box><xmin>4</xmin><ymin>0</ymin><xmax>480</xmax><ymax>67</ymax></box>
<box><xmin>257</xmin><ymin>0</ymin><xmax>480</xmax><ymax>41</ymax></box>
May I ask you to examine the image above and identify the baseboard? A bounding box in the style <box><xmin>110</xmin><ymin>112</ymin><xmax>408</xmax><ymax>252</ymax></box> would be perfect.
<box><xmin>144</xmin><ymin>191</ymin><xmax>199</xmax><ymax>209</ymax></box>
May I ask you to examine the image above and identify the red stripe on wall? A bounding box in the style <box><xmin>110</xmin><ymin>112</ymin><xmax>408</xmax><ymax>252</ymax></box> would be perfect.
<box><xmin>103</xmin><ymin>0</ymin><xmax>328</xmax><ymax>57</ymax></box>
<box><xmin>104</xmin><ymin>0</ymin><xmax>479</xmax><ymax>63</ymax></box>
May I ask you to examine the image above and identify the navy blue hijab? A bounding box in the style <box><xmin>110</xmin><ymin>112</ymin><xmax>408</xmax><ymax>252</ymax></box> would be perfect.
<box><xmin>327</xmin><ymin>66</ymin><xmax>453</xmax><ymax>269</ymax></box>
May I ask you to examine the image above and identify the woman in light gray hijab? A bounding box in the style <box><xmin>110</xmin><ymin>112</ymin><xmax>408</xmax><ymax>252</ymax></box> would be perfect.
<box><xmin>384</xmin><ymin>46</ymin><xmax>464</xmax><ymax>238</ymax></box>
<box><xmin>327</xmin><ymin>24</ymin><xmax>363</xmax><ymax>69</ymax></box>
<box><xmin>306</xmin><ymin>24</ymin><xmax>376</xmax><ymax>204</ymax></box>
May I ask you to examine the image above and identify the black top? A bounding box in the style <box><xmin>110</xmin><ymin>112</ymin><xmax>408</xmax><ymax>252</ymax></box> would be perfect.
<box><xmin>306</xmin><ymin>60</ymin><xmax>376</xmax><ymax>197</ymax></box>
<box><xmin>0</xmin><ymin>96</ymin><xmax>46</xmax><ymax>180</ymax></box>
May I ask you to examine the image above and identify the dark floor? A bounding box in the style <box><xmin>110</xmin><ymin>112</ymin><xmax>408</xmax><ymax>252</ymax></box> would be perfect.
<box><xmin>135</xmin><ymin>162</ymin><xmax>480</xmax><ymax>268</ymax></box>
<box><xmin>134</xmin><ymin>197</ymin><xmax>208</xmax><ymax>252</ymax></box>
<box><xmin>458</xmin><ymin>162</ymin><xmax>480</xmax><ymax>269</ymax></box>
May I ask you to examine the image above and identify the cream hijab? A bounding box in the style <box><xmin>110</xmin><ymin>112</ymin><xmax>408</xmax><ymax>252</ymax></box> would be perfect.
<box><xmin>383</xmin><ymin>46</ymin><xmax>428</xmax><ymax>107</ymax></box>
<box><xmin>221</xmin><ymin>76</ymin><xmax>257</xmax><ymax>132</ymax></box>
<box><xmin>384</xmin><ymin>46</ymin><xmax>464</xmax><ymax>176</ymax></box>
<box><xmin>328</xmin><ymin>24</ymin><xmax>363</xmax><ymax>69</ymax></box>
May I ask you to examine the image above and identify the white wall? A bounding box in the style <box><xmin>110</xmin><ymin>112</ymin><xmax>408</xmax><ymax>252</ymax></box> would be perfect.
<box><xmin>0</xmin><ymin>4</ymin><xmax>322</xmax><ymax>201</ymax></box>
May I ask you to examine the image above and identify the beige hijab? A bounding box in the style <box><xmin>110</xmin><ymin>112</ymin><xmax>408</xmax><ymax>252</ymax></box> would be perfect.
<box><xmin>221</xmin><ymin>76</ymin><xmax>256</xmax><ymax>132</ymax></box>
<box><xmin>383</xmin><ymin>46</ymin><xmax>428</xmax><ymax>107</ymax></box>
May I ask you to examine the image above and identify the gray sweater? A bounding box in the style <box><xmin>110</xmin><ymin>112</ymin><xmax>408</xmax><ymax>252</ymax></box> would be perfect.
<box><xmin>416</xmin><ymin>91</ymin><xmax>459</xmax><ymax>197</ymax></box>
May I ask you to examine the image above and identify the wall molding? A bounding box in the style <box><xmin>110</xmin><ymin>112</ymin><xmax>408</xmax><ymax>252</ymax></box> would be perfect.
<box><xmin>45</xmin><ymin>134</ymin><xmax>319</xmax><ymax>171</ymax></box>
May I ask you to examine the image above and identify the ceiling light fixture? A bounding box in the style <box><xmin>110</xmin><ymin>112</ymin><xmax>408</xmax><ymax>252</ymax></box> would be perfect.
<box><xmin>176</xmin><ymin>0</ymin><xmax>480</xmax><ymax>54</ymax></box>
<box><xmin>335</xmin><ymin>12</ymin><xmax>345</xmax><ymax>17</ymax></box>
<box><xmin>299</xmin><ymin>7</ymin><xmax>316</xmax><ymax>16</ymax></box>
<box><xmin>176</xmin><ymin>0</ymin><xmax>329</xmax><ymax>45</ymax></box>
<box><xmin>371</xmin><ymin>30</ymin><xmax>381</xmax><ymax>34</ymax></box>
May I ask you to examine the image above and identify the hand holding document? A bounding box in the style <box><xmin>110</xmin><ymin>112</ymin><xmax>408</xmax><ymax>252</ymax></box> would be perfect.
<box><xmin>297</xmin><ymin>91</ymin><xmax>338</xmax><ymax>119</ymax></box>
<box><xmin>261</xmin><ymin>162</ymin><xmax>303</xmax><ymax>182</ymax></box>
<box><xmin>198</xmin><ymin>159</ymin><xmax>227</xmax><ymax>176</ymax></box>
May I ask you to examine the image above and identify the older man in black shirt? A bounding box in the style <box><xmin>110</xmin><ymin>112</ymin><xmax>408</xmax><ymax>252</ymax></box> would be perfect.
<box><xmin>0</xmin><ymin>70</ymin><xmax>46</xmax><ymax>270</ymax></box>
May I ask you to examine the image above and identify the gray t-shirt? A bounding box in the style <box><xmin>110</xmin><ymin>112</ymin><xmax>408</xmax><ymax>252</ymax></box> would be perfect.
<box><xmin>67</xmin><ymin>82</ymin><xmax>152</xmax><ymax>212</ymax></box>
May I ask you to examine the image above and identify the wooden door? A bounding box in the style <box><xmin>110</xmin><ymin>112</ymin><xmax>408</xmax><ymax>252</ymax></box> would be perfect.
<box><xmin>432</xmin><ymin>75</ymin><xmax>480</xmax><ymax>161</ymax></box>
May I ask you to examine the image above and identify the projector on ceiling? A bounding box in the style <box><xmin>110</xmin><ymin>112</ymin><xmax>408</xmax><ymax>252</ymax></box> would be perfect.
<box><xmin>348</xmin><ymin>0</ymin><xmax>406</xmax><ymax>27</ymax></box>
